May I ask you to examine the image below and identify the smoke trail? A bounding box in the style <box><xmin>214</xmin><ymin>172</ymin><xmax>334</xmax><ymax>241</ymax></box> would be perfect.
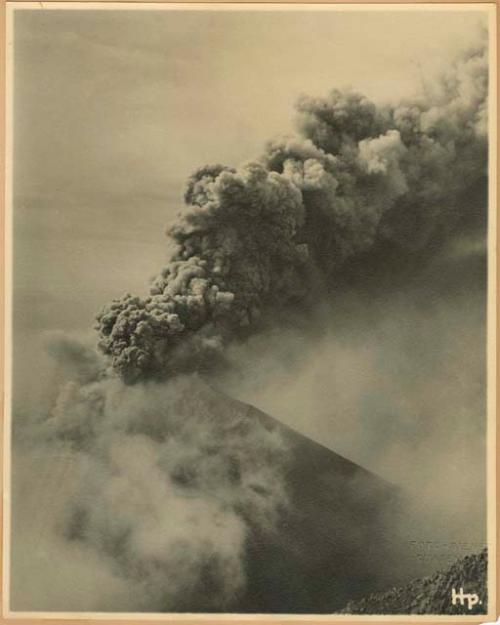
<box><xmin>96</xmin><ymin>39</ymin><xmax>488</xmax><ymax>384</ymax></box>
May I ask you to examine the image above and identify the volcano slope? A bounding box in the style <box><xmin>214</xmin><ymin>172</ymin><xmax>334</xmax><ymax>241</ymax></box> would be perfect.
<box><xmin>204</xmin><ymin>391</ymin><xmax>406</xmax><ymax>614</ymax></box>
<box><xmin>13</xmin><ymin>378</ymin><xmax>410</xmax><ymax>614</ymax></box>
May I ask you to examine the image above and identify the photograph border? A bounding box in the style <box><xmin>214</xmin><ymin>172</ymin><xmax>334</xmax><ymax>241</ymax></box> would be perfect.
<box><xmin>1</xmin><ymin>2</ymin><xmax>498</xmax><ymax>623</ymax></box>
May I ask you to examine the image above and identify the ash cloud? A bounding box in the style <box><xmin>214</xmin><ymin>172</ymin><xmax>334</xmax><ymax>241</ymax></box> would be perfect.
<box><xmin>13</xmin><ymin>339</ymin><xmax>289</xmax><ymax>611</ymax></box>
<box><xmin>95</xmin><ymin>38</ymin><xmax>488</xmax><ymax>384</ymax></box>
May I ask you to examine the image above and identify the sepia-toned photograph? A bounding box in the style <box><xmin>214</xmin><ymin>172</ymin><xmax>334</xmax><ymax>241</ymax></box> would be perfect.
<box><xmin>4</xmin><ymin>2</ymin><xmax>497</xmax><ymax>618</ymax></box>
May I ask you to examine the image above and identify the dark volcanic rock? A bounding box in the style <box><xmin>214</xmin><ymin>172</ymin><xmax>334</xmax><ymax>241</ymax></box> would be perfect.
<box><xmin>340</xmin><ymin>549</ymin><xmax>488</xmax><ymax>615</ymax></box>
<box><xmin>216</xmin><ymin>394</ymin><xmax>406</xmax><ymax>614</ymax></box>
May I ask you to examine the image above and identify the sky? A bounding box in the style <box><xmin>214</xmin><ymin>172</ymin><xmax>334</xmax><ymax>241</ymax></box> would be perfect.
<box><xmin>12</xmin><ymin>7</ymin><xmax>488</xmax><ymax>330</ymax></box>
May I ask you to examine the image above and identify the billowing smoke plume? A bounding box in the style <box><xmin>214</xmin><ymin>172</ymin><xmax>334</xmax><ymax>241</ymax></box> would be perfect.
<box><xmin>13</xmin><ymin>335</ymin><xmax>289</xmax><ymax>611</ymax></box>
<box><xmin>96</xmin><ymin>39</ymin><xmax>488</xmax><ymax>384</ymax></box>
<box><xmin>96</xmin><ymin>163</ymin><xmax>310</xmax><ymax>383</ymax></box>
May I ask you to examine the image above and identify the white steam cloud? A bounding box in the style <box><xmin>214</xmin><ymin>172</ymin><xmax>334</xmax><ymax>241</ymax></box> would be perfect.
<box><xmin>13</xmin><ymin>335</ymin><xmax>289</xmax><ymax>611</ymax></box>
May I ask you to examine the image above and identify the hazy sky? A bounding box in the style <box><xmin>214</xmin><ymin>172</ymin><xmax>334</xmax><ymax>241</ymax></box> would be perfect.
<box><xmin>12</xmin><ymin>7</ymin><xmax>488</xmax><ymax>335</ymax></box>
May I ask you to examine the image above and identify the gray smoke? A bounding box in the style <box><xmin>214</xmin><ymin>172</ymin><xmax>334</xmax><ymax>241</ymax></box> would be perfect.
<box><xmin>95</xmin><ymin>38</ymin><xmax>487</xmax><ymax>384</ymax></box>
<box><xmin>13</xmin><ymin>334</ymin><xmax>289</xmax><ymax>611</ymax></box>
